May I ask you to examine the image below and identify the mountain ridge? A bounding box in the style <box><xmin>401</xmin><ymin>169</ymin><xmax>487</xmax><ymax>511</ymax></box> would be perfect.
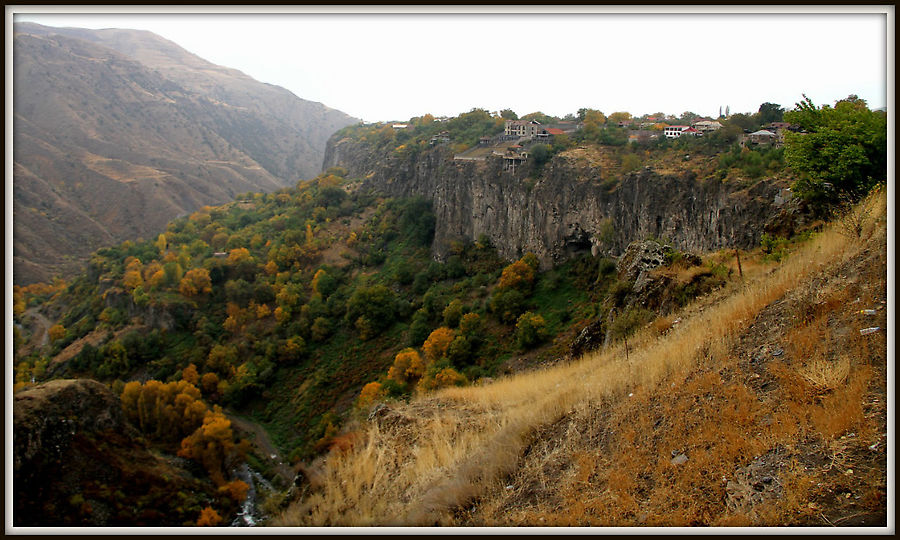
<box><xmin>13</xmin><ymin>23</ymin><xmax>358</xmax><ymax>285</ymax></box>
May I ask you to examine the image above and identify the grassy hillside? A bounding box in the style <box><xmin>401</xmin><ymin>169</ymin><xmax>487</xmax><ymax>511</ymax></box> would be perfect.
<box><xmin>16</xmin><ymin>162</ymin><xmax>726</xmax><ymax>467</ymax></box>
<box><xmin>272</xmin><ymin>188</ymin><xmax>887</xmax><ymax>527</ymax></box>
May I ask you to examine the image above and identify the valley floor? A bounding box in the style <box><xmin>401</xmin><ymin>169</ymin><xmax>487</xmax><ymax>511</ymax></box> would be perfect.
<box><xmin>273</xmin><ymin>190</ymin><xmax>889</xmax><ymax>528</ymax></box>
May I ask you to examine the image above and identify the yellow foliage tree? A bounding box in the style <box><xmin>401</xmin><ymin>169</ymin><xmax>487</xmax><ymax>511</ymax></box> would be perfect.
<box><xmin>417</xmin><ymin>367</ymin><xmax>467</xmax><ymax>393</ymax></box>
<box><xmin>227</xmin><ymin>247</ymin><xmax>252</xmax><ymax>264</ymax></box>
<box><xmin>387</xmin><ymin>348</ymin><xmax>423</xmax><ymax>385</ymax></box>
<box><xmin>156</xmin><ymin>233</ymin><xmax>168</xmax><ymax>256</ymax></box>
<box><xmin>497</xmin><ymin>259</ymin><xmax>535</xmax><ymax>291</ymax></box>
<box><xmin>182</xmin><ymin>363</ymin><xmax>200</xmax><ymax>385</ymax></box>
<box><xmin>48</xmin><ymin>324</ymin><xmax>67</xmax><ymax>343</ymax></box>
<box><xmin>178</xmin><ymin>409</ymin><xmax>237</xmax><ymax>486</ymax></box>
<box><xmin>179</xmin><ymin>268</ymin><xmax>212</xmax><ymax>297</ymax></box>
<box><xmin>357</xmin><ymin>381</ymin><xmax>384</xmax><ymax>410</ymax></box>
<box><xmin>423</xmin><ymin>327</ymin><xmax>455</xmax><ymax>363</ymax></box>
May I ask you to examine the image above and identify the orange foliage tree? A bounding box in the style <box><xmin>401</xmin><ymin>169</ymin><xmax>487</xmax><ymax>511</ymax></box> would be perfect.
<box><xmin>423</xmin><ymin>327</ymin><xmax>455</xmax><ymax>363</ymax></box>
<box><xmin>196</xmin><ymin>506</ymin><xmax>222</xmax><ymax>526</ymax></box>
<box><xmin>357</xmin><ymin>381</ymin><xmax>384</xmax><ymax>410</ymax></box>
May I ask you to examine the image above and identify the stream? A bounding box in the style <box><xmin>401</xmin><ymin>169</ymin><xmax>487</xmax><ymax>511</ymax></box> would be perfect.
<box><xmin>230</xmin><ymin>463</ymin><xmax>276</xmax><ymax>527</ymax></box>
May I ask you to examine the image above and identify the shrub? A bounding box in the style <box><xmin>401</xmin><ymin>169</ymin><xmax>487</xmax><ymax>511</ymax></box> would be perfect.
<box><xmin>515</xmin><ymin>311</ymin><xmax>548</xmax><ymax>349</ymax></box>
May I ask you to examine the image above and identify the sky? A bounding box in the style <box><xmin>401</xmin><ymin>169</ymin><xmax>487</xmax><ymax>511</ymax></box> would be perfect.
<box><xmin>9</xmin><ymin>7</ymin><xmax>892</xmax><ymax>124</ymax></box>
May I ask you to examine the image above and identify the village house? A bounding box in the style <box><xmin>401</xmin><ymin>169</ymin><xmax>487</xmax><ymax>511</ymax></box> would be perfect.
<box><xmin>429</xmin><ymin>131</ymin><xmax>451</xmax><ymax>146</ymax></box>
<box><xmin>691</xmin><ymin>120</ymin><xmax>723</xmax><ymax>132</ymax></box>
<box><xmin>663</xmin><ymin>125</ymin><xmax>691</xmax><ymax>139</ymax></box>
<box><xmin>740</xmin><ymin>129</ymin><xmax>778</xmax><ymax>148</ymax></box>
<box><xmin>504</xmin><ymin>119</ymin><xmax>543</xmax><ymax>139</ymax></box>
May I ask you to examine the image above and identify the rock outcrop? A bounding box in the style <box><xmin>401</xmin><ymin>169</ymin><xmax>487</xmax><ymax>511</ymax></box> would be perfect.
<box><xmin>13</xmin><ymin>379</ymin><xmax>210</xmax><ymax>526</ymax></box>
<box><xmin>323</xmin><ymin>137</ymin><xmax>787</xmax><ymax>269</ymax></box>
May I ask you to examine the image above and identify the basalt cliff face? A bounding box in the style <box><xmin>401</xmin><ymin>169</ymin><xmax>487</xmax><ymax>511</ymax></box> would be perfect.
<box><xmin>323</xmin><ymin>137</ymin><xmax>789</xmax><ymax>267</ymax></box>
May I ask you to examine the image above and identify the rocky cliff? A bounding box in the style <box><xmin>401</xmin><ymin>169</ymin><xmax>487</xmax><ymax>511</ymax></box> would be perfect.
<box><xmin>13</xmin><ymin>379</ymin><xmax>212</xmax><ymax>526</ymax></box>
<box><xmin>324</xmin><ymin>137</ymin><xmax>789</xmax><ymax>268</ymax></box>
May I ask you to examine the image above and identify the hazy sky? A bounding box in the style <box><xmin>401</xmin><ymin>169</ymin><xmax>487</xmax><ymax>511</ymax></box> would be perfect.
<box><xmin>10</xmin><ymin>7</ymin><xmax>892</xmax><ymax>123</ymax></box>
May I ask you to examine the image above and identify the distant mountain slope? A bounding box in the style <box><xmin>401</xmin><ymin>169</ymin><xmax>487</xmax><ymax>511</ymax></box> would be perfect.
<box><xmin>13</xmin><ymin>23</ymin><xmax>358</xmax><ymax>285</ymax></box>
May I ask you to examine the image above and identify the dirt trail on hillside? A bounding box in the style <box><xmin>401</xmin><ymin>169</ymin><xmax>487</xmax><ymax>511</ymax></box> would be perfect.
<box><xmin>22</xmin><ymin>307</ymin><xmax>52</xmax><ymax>349</ymax></box>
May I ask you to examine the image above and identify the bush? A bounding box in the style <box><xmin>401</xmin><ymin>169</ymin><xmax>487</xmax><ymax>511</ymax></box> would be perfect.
<box><xmin>515</xmin><ymin>311</ymin><xmax>548</xmax><ymax>349</ymax></box>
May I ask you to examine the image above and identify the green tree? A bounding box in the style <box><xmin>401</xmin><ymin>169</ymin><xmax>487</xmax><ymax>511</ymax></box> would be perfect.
<box><xmin>515</xmin><ymin>311</ymin><xmax>548</xmax><ymax>349</ymax></box>
<box><xmin>345</xmin><ymin>285</ymin><xmax>397</xmax><ymax>339</ymax></box>
<box><xmin>783</xmin><ymin>94</ymin><xmax>887</xmax><ymax>208</ymax></box>
<box><xmin>500</xmin><ymin>109</ymin><xmax>518</xmax><ymax>120</ymax></box>
<box><xmin>756</xmin><ymin>102</ymin><xmax>784</xmax><ymax>125</ymax></box>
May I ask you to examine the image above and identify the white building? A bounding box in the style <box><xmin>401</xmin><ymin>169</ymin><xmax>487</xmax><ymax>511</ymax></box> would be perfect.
<box><xmin>663</xmin><ymin>125</ymin><xmax>690</xmax><ymax>139</ymax></box>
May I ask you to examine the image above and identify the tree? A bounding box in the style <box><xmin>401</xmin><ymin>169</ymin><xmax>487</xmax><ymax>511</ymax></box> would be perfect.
<box><xmin>784</xmin><ymin>94</ymin><xmax>887</xmax><ymax>208</ymax></box>
<box><xmin>346</xmin><ymin>285</ymin><xmax>397</xmax><ymax>339</ymax></box>
<box><xmin>756</xmin><ymin>102</ymin><xmax>784</xmax><ymax>125</ymax></box>
<box><xmin>423</xmin><ymin>327</ymin><xmax>455</xmax><ymax>363</ymax></box>
<box><xmin>178</xmin><ymin>409</ymin><xmax>239</xmax><ymax>486</ymax></box>
<box><xmin>388</xmin><ymin>348</ymin><xmax>423</xmax><ymax>385</ymax></box>
<box><xmin>497</xmin><ymin>259</ymin><xmax>536</xmax><ymax>292</ymax></box>
<box><xmin>607</xmin><ymin>111</ymin><xmax>633</xmax><ymax>125</ymax></box>
<box><xmin>179</xmin><ymin>268</ymin><xmax>212</xmax><ymax>297</ymax></box>
<box><xmin>357</xmin><ymin>381</ymin><xmax>384</xmax><ymax>409</ymax></box>
<box><xmin>196</xmin><ymin>506</ymin><xmax>222</xmax><ymax>526</ymax></box>
<box><xmin>48</xmin><ymin>324</ymin><xmax>67</xmax><ymax>343</ymax></box>
<box><xmin>515</xmin><ymin>311</ymin><xmax>548</xmax><ymax>349</ymax></box>
<box><xmin>182</xmin><ymin>363</ymin><xmax>200</xmax><ymax>385</ymax></box>
<box><xmin>578</xmin><ymin>108</ymin><xmax>606</xmax><ymax>125</ymax></box>
<box><xmin>500</xmin><ymin>109</ymin><xmax>518</xmax><ymax>120</ymax></box>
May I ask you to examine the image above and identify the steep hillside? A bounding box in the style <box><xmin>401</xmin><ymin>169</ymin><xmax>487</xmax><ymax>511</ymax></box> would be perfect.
<box><xmin>13</xmin><ymin>379</ymin><xmax>216</xmax><ymax>526</ymax></box>
<box><xmin>273</xmin><ymin>189</ymin><xmax>887</xmax><ymax>527</ymax></box>
<box><xmin>323</xmin><ymin>123</ymin><xmax>794</xmax><ymax>269</ymax></box>
<box><xmin>13</xmin><ymin>23</ymin><xmax>358</xmax><ymax>285</ymax></box>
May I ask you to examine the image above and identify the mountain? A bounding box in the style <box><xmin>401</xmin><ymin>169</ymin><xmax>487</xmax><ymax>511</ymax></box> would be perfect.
<box><xmin>13</xmin><ymin>23</ymin><xmax>358</xmax><ymax>285</ymax></box>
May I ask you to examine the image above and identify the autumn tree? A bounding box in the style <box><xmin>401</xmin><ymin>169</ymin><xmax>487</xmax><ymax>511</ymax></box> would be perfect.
<box><xmin>179</xmin><ymin>268</ymin><xmax>212</xmax><ymax>297</ymax></box>
<box><xmin>48</xmin><ymin>324</ymin><xmax>67</xmax><ymax>343</ymax></box>
<box><xmin>123</xmin><ymin>258</ymin><xmax>144</xmax><ymax>291</ymax></box>
<box><xmin>196</xmin><ymin>506</ymin><xmax>222</xmax><ymax>526</ymax></box>
<box><xmin>423</xmin><ymin>327</ymin><xmax>455</xmax><ymax>363</ymax></box>
<box><xmin>178</xmin><ymin>408</ymin><xmax>242</xmax><ymax>486</ymax></box>
<box><xmin>357</xmin><ymin>381</ymin><xmax>384</xmax><ymax>410</ymax></box>
<box><xmin>182</xmin><ymin>363</ymin><xmax>200</xmax><ymax>385</ymax></box>
<box><xmin>387</xmin><ymin>348</ymin><xmax>424</xmax><ymax>385</ymax></box>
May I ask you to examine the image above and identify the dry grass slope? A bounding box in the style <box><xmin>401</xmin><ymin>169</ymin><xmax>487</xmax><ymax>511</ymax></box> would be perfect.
<box><xmin>273</xmin><ymin>189</ymin><xmax>888</xmax><ymax>527</ymax></box>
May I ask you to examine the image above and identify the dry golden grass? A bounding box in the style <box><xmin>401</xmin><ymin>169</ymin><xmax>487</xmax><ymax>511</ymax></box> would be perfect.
<box><xmin>273</xmin><ymin>189</ymin><xmax>887</xmax><ymax>527</ymax></box>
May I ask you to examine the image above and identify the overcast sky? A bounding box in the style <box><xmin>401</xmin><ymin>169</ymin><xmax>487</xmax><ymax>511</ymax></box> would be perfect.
<box><xmin>10</xmin><ymin>7</ymin><xmax>891</xmax><ymax>123</ymax></box>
